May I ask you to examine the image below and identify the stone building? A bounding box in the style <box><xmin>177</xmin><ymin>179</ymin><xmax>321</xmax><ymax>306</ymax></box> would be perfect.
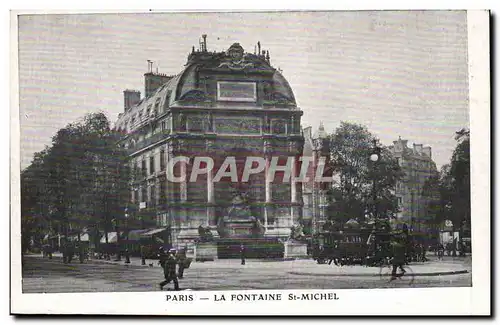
<box><xmin>388</xmin><ymin>137</ymin><xmax>438</xmax><ymax>233</ymax></box>
<box><xmin>113</xmin><ymin>36</ymin><xmax>304</xmax><ymax>247</ymax></box>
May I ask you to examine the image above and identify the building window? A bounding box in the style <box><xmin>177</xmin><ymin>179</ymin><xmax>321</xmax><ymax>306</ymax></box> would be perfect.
<box><xmin>141</xmin><ymin>186</ymin><xmax>147</xmax><ymax>204</ymax></box>
<box><xmin>149</xmin><ymin>156</ymin><xmax>155</xmax><ymax>174</ymax></box>
<box><xmin>160</xmin><ymin>149</ymin><xmax>166</xmax><ymax>171</ymax></box>
<box><xmin>161</xmin><ymin>121</ymin><xmax>166</xmax><ymax>132</ymax></box>
<box><xmin>134</xmin><ymin>188</ymin><xmax>139</xmax><ymax>203</ymax></box>
<box><xmin>397</xmin><ymin>197</ymin><xmax>402</xmax><ymax>206</ymax></box>
<box><xmin>150</xmin><ymin>185</ymin><xmax>156</xmax><ymax>207</ymax></box>
<box><xmin>141</xmin><ymin>159</ymin><xmax>147</xmax><ymax>177</ymax></box>
<box><xmin>159</xmin><ymin>180</ymin><xmax>167</xmax><ymax>205</ymax></box>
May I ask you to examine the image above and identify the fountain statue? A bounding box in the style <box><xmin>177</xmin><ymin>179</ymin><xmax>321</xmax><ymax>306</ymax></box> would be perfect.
<box><xmin>217</xmin><ymin>190</ymin><xmax>265</xmax><ymax>239</ymax></box>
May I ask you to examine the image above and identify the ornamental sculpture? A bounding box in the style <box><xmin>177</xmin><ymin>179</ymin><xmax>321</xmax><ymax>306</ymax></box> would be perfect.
<box><xmin>218</xmin><ymin>43</ymin><xmax>255</xmax><ymax>70</ymax></box>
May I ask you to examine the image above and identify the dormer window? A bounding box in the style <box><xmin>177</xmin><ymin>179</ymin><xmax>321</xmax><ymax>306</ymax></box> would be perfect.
<box><xmin>154</xmin><ymin>98</ymin><xmax>161</xmax><ymax>115</ymax></box>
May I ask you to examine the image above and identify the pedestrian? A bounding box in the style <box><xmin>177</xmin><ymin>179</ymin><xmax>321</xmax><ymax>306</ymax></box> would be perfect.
<box><xmin>140</xmin><ymin>244</ymin><xmax>146</xmax><ymax>265</ymax></box>
<box><xmin>421</xmin><ymin>244</ymin><xmax>428</xmax><ymax>262</ymax></box>
<box><xmin>177</xmin><ymin>245</ymin><xmax>187</xmax><ymax>279</ymax></box>
<box><xmin>159</xmin><ymin>248</ymin><xmax>180</xmax><ymax>291</ymax></box>
<box><xmin>390</xmin><ymin>234</ymin><xmax>406</xmax><ymax>280</ymax></box>
<box><xmin>240</xmin><ymin>244</ymin><xmax>246</xmax><ymax>265</ymax></box>
<box><xmin>67</xmin><ymin>241</ymin><xmax>74</xmax><ymax>263</ymax></box>
<box><xmin>438</xmin><ymin>243</ymin><xmax>445</xmax><ymax>260</ymax></box>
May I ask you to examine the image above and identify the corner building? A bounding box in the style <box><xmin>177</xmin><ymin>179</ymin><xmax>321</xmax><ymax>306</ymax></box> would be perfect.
<box><xmin>388</xmin><ymin>137</ymin><xmax>438</xmax><ymax>234</ymax></box>
<box><xmin>114</xmin><ymin>38</ymin><xmax>304</xmax><ymax>247</ymax></box>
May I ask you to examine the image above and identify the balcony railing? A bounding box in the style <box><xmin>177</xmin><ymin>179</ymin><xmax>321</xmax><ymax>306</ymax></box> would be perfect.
<box><xmin>127</xmin><ymin>132</ymin><xmax>169</xmax><ymax>154</ymax></box>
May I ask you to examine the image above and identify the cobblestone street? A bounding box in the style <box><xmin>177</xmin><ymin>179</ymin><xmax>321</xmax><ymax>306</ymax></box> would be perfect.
<box><xmin>21</xmin><ymin>255</ymin><xmax>472</xmax><ymax>293</ymax></box>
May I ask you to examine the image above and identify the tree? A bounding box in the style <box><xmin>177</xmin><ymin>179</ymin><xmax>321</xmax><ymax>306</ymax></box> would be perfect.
<box><xmin>421</xmin><ymin>167</ymin><xmax>446</xmax><ymax>244</ymax></box>
<box><xmin>21</xmin><ymin>148</ymin><xmax>52</xmax><ymax>252</ymax></box>
<box><xmin>326</xmin><ymin>122</ymin><xmax>403</xmax><ymax>226</ymax></box>
<box><xmin>420</xmin><ymin>128</ymin><xmax>471</xmax><ymax>256</ymax></box>
<box><xmin>20</xmin><ymin>112</ymin><xmax>131</xmax><ymax>256</ymax></box>
<box><xmin>449</xmin><ymin>128</ymin><xmax>470</xmax><ymax>255</ymax></box>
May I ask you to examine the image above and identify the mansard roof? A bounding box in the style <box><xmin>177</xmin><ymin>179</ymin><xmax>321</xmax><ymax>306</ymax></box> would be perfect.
<box><xmin>115</xmin><ymin>42</ymin><xmax>298</xmax><ymax>134</ymax></box>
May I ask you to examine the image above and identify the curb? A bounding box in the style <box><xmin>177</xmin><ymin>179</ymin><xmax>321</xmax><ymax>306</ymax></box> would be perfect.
<box><xmin>39</xmin><ymin>255</ymin><xmax>160</xmax><ymax>269</ymax></box>
<box><xmin>287</xmin><ymin>270</ymin><xmax>469</xmax><ymax>277</ymax></box>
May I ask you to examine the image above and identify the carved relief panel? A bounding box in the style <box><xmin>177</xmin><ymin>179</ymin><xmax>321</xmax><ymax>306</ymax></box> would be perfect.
<box><xmin>213</xmin><ymin>116</ymin><xmax>261</xmax><ymax>134</ymax></box>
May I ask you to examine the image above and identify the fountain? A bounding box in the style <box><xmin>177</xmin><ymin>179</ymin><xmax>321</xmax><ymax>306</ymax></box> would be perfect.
<box><xmin>216</xmin><ymin>192</ymin><xmax>265</xmax><ymax>239</ymax></box>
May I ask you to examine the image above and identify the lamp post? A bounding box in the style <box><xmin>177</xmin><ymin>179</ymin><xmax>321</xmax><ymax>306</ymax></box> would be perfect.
<box><xmin>113</xmin><ymin>218</ymin><xmax>121</xmax><ymax>261</ymax></box>
<box><xmin>370</xmin><ymin>139</ymin><xmax>381</xmax><ymax>222</ymax></box>
<box><xmin>369</xmin><ymin>139</ymin><xmax>384</xmax><ymax>256</ymax></box>
<box><xmin>124</xmin><ymin>208</ymin><xmax>130</xmax><ymax>264</ymax></box>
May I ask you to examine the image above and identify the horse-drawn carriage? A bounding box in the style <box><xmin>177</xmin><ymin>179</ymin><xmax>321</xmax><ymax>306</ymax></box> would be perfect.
<box><xmin>312</xmin><ymin>219</ymin><xmax>397</xmax><ymax>266</ymax></box>
<box><xmin>313</xmin><ymin>228</ymin><xmax>373</xmax><ymax>265</ymax></box>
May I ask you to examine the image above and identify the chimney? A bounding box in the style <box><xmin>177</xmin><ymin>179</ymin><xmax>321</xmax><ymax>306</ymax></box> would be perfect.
<box><xmin>422</xmin><ymin>146</ymin><xmax>432</xmax><ymax>159</ymax></box>
<box><xmin>144</xmin><ymin>72</ymin><xmax>173</xmax><ymax>98</ymax></box>
<box><xmin>123</xmin><ymin>90</ymin><xmax>141</xmax><ymax>111</ymax></box>
<box><xmin>413</xmin><ymin>143</ymin><xmax>423</xmax><ymax>154</ymax></box>
<box><xmin>393</xmin><ymin>137</ymin><xmax>408</xmax><ymax>153</ymax></box>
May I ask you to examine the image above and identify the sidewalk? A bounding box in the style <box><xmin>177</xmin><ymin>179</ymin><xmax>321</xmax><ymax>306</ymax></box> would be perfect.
<box><xmin>286</xmin><ymin>259</ymin><xmax>471</xmax><ymax>277</ymax></box>
<box><xmin>41</xmin><ymin>253</ymin><xmax>471</xmax><ymax>277</ymax></box>
<box><xmin>47</xmin><ymin>252</ymin><xmax>161</xmax><ymax>268</ymax></box>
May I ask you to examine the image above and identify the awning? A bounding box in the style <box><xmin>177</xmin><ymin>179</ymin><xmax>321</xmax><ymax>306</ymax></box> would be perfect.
<box><xmin>69</xmin><ymin>233</ymin><xmax>90</xmax><ymax>242</ymax></box>
<box><xmin>100</xmin><ymin>232</ymin><xmax>121</xmax><ymax>244</ymax></box>
<box><xmin>140</xmin><ymin>228</ymin><xmax>168</xmax><ymax>237</ymax></box>
<box><xmin>127</xmin><ymin>229</ymin><xmax>151</xmax><ymax>241</ymax></box>
<box><xmin>345</xmin><ymin>219</ymin><xmax>360</xmax><ymax>227</ymax></box>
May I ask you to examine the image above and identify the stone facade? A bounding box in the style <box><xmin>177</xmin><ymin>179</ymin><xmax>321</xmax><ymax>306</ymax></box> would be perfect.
<box><xmin>114</xmin><ymin>37</ymin><xmax>304</xmax><ymax>247</ymax></box>
<box><xmin>388</xmin><ymin>137</ymin><xmax>438</xmax><ymax>233</ymax></box>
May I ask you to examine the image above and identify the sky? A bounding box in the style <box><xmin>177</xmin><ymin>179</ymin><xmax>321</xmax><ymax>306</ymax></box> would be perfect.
<box><xmin>17</xmin><ymin>10</ymin><xmax>469</xmax><ymax>169</ymax></box>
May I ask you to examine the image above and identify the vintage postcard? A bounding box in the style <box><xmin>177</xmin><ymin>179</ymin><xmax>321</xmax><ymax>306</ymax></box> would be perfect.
<box><xmin>10</xmin><ymin>9</ymin><xmax>490</xmax><ymax>316</ymax></box>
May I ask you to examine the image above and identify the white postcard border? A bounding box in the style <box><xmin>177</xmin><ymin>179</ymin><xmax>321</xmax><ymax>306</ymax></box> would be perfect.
<box><xmin>9</xmin><ymin>9</ymin><xmax>490</xmax><ymax>316</ymax></box>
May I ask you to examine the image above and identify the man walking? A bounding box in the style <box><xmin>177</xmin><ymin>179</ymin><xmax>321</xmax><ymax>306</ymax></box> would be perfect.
<box><xmin>159</xmin><ymin>248</ymin><xmax>180</xmax><ymax>291</ymax></box>
<box><xmin>390</xmin><ymin>233</ymin><xmax>407</xmax><ymax>281</ymax></box>
<box><xmin>240</xmin><ymin>244</ymin><xmax>246</xmax><ymax>265</ymax></box>
<box><xmin>176</xmin><ymin>245</ymin><xmax>188</xmax><ymax>279</ymax></box>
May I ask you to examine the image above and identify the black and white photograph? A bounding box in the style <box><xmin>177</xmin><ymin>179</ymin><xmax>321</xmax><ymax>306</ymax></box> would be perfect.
<box><xmin>10</xmin><ymin>9</ymin><xmax>490</xmax><ymax>315</ymax></box>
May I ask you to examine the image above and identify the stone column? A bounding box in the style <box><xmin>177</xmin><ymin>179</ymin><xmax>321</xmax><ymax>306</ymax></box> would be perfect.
<box><xmin>178</xmin><ymin>140</ymin><xmax>188</xmax><ymax>228</ymax></box>
<box><xmin>290</xmin><ymin>152</ymin><xmax>298</xmax><ymax>227</ymax></box>
<box><xmin>207</xmin><ymin>161</ymin><xmax>215</xmax><ymax>226</ymax></box>
<box><xmin>264</xmin><ymin>142</ymin><xmax>272</xmax><ymax>229</ymax></box>
<box><xmin>180</xmin><ymin>160</ymin><xmax>188</xmax><ymax>202</ymax></box>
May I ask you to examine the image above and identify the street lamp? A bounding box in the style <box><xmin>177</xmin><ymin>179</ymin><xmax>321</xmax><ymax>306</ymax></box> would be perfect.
<box><xmin>113</xmin><ymin>218</ymin><xmax>121</xmax><ymax>261</ymax></box>
<box><xmin>124</xmin><ymin>208</ymin><xmax>130</xmax><ymax>264</ymax></box>
<box><xmin>370</xmin><ymin>139</ymin><xmax>381</xmax><ymax>221</ymax></box>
